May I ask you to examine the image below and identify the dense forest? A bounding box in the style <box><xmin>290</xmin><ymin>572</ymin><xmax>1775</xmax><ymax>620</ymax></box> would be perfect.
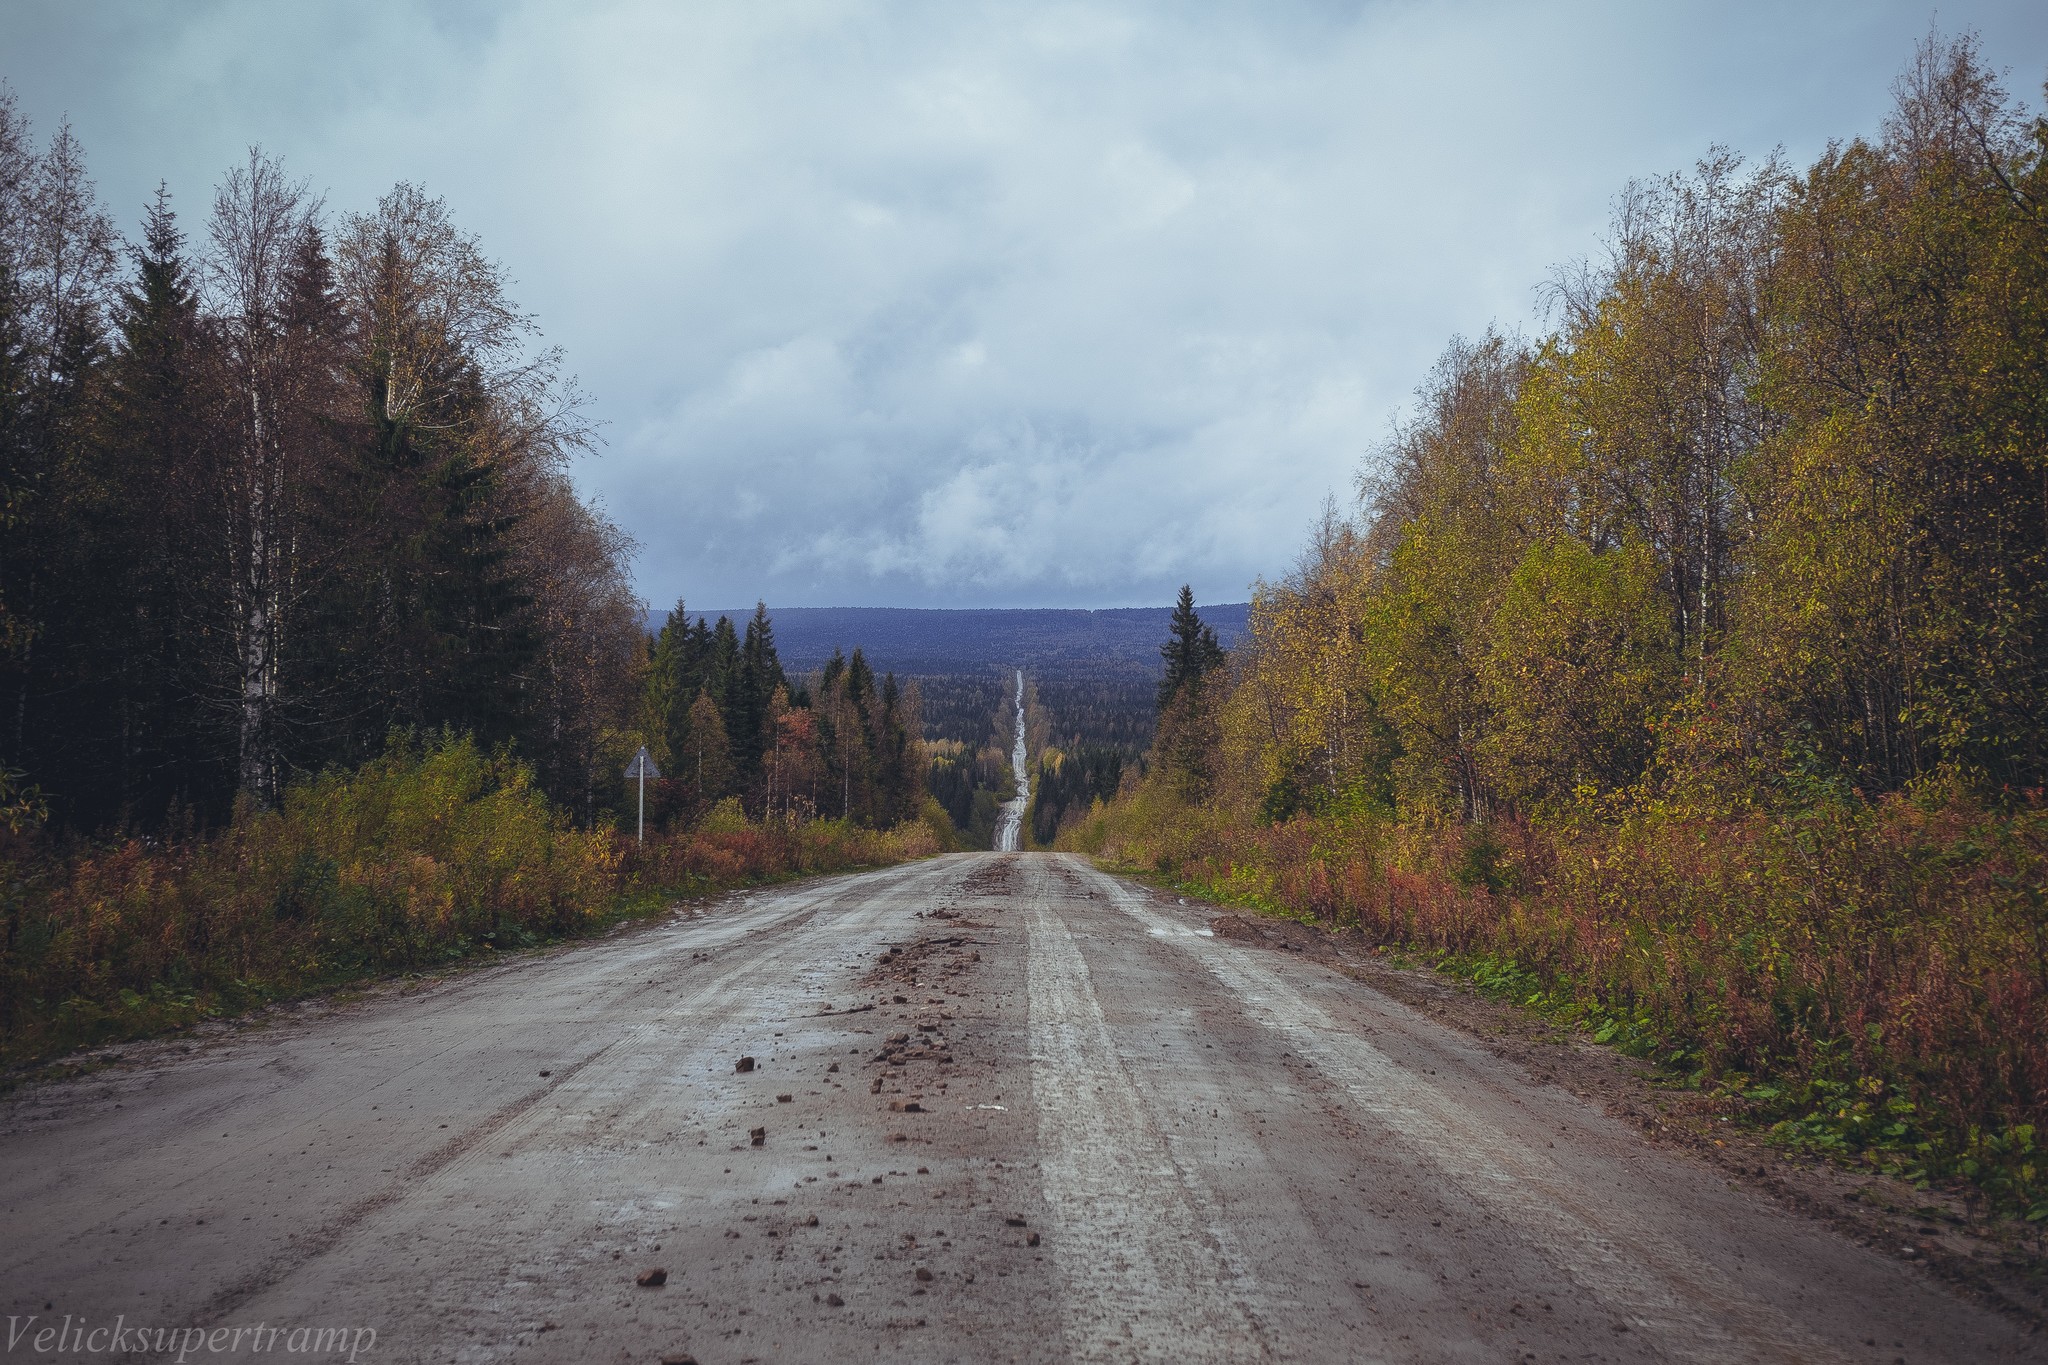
<box><xmin>1035</xmin><ymin>676</ymin><xmax>1156</xmax><ymax>752</ymax></box>
<box><xmin>636</xmin><ymin>602</ymin><xmax>936</xmax><ymax>834</ymax></box>
<box><xmin>915</xmin><ymin>672</ymin><xmax>1017</xmax><ymax>848</ymax></box>
<box><xmin>1027</xmin><ymin>743</ymin><xmax>1126</xmax><ymax>846</ymax></box>
<box><xmin>0</xmin><ymin>97</ymin><xmax>642</xmax><ymax>836</ymax></box>
<box><xmin>0</xmin><ymin>102</ymin><xmax>956</xmax><ymax>1062</ymax></box>
<box><xmin>683</xmin><ymin>605</ymin><xmax>1249</xmax><ymax>679</ymax></box>
<box><xmin>915</xmin><ymin>673</ymin><xmax>1008</xmax><ymax>747</ymax></box>
<box><xmin>0</xmin><ymin>89</ymin><xmax>968</xmax><ymax>852</ymax></box>
<box><xmin>1076</xmin><ymin>37</ymin><xmax>2048</xmax><ymax>1214</ymax></box>
<box><xmin>1016</xmin><ymin>670</ymin><xmax>1160</xmax><ymax>845</ymax></box>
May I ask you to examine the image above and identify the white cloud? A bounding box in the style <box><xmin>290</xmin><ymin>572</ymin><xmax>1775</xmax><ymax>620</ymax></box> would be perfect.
<box><xmin>7</xmin><ymin>0</ymin><xmax>2047</xmax><ymax>605</ymax></box>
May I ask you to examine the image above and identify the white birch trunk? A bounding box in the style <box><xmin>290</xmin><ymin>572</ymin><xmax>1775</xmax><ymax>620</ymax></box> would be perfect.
<box><xmin>237</xmin><ymin>384</ymin><xmax>273</xmax><ymax>802</ymax></box>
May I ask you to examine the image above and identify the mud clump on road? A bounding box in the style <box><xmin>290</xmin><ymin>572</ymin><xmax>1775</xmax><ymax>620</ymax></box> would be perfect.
<box><xmin>861</xmin><ymin>934</ymin><xmax>981</xmax><ymax>994</ymax></box>
<box><xmin>874</xmin><ymin>1029</ymin><xmax>950</xmax><ymax>1066</ymax></box>
<box><xmin>918</xmin><ymin>905</ymin><xmax>993</xmax><ymax>928</ymax></box>
<box><xmin>860</xmin><ymin>932</ymin><xmax>985</xmax><ymax>1118</ymax></box>
<box><xmin>959</xmin><ymin>858</ymin><xmax>1020</xmax><ymax>898</ymax></box>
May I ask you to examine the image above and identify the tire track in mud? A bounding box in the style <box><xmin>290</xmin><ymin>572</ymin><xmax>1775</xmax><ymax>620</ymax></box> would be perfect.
<box><xmin>1071</xmin><ymin>856</ymin><xmax>1850</xmax><ymax>1365</ymax></box>
<box><xmin>1024</xmin><ymin>860</ymin><xmax>1275</xmax><ymax>1362</ymax></box>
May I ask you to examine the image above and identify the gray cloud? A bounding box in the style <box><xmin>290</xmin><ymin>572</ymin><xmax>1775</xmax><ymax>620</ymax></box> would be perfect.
<box><xmin>9</xmin><ymin>0</ymin><xmax>2046</xmax><ymax>606</ymax></box>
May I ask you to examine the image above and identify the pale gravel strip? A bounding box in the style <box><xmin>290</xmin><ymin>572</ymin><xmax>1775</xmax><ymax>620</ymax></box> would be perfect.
<box><xmin>1074</xmin><ymin>857</ymin><xmax>1852</xmax><ymax>1365</ymax></box>
<box><xmin>1026</xmin><ymin>874</ymin><xmax>1275</xmax><ymax>1362</ymax></box>
<box><xmin>1019</xmin><ymin>858</ymin><xmax>1385</xmax><ymax>1365</ymax></box>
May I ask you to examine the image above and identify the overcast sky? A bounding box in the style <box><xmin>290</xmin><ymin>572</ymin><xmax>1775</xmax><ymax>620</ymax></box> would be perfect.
<box><xmin>7</xmin><ymin>1</ymin><xmax>2044</xmax><ymax>609</ymax></box>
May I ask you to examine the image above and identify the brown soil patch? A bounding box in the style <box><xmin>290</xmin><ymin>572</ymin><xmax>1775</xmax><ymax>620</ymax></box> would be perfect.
<box><xmin>959</xmin><ymin>857</ymin><xmax>1021</xmax><ymax>899</ymax></box>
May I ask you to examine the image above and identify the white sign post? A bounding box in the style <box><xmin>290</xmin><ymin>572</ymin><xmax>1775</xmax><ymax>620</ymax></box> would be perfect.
<box><xmin>624</xmin><ymin>746</ymin><xmax>661</xmax><ymax>843</ymax></box>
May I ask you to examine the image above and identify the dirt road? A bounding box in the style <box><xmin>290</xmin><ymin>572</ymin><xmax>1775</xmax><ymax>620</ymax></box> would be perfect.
<box><xmin>994</xmin><ymin>672</ymin><xmax>1029</xmax><ymax>854</ymax></box>
<box><xmin>2</xmin><ymin>853</ymin><xmax>2036</xmax><ymax>1363</ymax></box>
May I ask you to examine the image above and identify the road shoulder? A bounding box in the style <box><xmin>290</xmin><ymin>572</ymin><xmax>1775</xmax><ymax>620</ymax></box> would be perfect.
<box><xmin>1116</xmin><ymin>876</ymin><xmax>2048</xmax><ymax>1334</ymax></box>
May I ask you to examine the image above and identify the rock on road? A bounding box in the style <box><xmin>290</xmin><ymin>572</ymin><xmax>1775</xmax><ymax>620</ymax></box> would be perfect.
<box><xmin>1</xmin><ymin>853</ymin><xmax>2036</xmax><ymax>1364</ymax></box>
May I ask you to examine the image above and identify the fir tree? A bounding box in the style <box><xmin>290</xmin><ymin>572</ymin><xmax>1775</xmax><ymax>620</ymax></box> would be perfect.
<box><xmin>97</xmin><ymin>186</ymin><xmax>222</xmax><ymax>821</ymax></box>
<box><xmin>874</xmin><ymin>672</ymin><xmax>910</xmax><ymax>825</ymax></box>
<box><xmin>707</xmin><ymin>615</ymin><xmax>741</xmax><ymax>714</ymax></box>
<box><xmin>733</xmin><ymin>601</ymin><xmax>785</xmax><ymax>773</ymax></box>
<box><xmin>642</xmin><ymin>600</ymin><xmax>690</xmax><ymax>770</ymax></box>
<box><xmin>1158</xmin><ymin>584</ymin><xmax>1226</xmax><ymax>710</ymax></box>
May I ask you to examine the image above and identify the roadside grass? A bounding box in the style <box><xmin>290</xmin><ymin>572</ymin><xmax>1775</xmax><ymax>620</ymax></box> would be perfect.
<box><xmin>0</xmin><ymin>735</ymin><xmax>939</xmax><ymax>1076</ymax></box>
<box><xmin>1068</xmin><ymin>782</ymin><xmax>2048</xmax><ymax>1232</ymax></box>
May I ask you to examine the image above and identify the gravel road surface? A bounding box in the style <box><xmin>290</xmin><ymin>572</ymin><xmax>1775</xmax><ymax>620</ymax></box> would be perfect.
<box><xmin>2</xmin><ymin>852</ymin><xmax>2037</xmax><ymax>1364</ymax></box>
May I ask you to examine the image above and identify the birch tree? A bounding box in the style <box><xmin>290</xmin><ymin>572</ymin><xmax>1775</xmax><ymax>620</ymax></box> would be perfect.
<box><xmin>203</xmin><ymin>149</ymin><xmax>318</xmax><ymax>803</ymax></box>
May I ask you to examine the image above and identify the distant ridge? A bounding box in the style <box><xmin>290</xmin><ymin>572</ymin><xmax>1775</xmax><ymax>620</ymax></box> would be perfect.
<box><xmin>644</xmin><ymin>604</ymin><xmax>1252</xmax><ymax>678</ymax></box>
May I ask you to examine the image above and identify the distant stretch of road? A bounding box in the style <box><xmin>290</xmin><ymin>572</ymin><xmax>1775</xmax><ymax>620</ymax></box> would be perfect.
<box><xmin>995</xmin><ymin>670</ymin><xmax>1029</xmax><ymax>853</ymax></box>
<box><xmin>1</xmin><ymin>854</ymin><xmax>2032</xmax><ymax>1363</ymax></box>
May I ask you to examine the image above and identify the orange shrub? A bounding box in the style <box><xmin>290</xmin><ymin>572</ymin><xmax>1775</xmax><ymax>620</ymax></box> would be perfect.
<box><xmin>1078</xmin><ymin>778</ymin><xmax>2048</xmax><ymax>1209</ymax></box>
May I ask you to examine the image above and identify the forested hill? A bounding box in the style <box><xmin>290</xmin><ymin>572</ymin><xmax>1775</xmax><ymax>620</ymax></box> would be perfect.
<box><xmin>666</xmin><ymin>605</ymin><xmax>1252</xmax><ymax>678</ymax></box>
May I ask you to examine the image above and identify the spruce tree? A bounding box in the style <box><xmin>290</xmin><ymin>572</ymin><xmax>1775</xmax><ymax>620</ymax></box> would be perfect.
<box><xmin>734</xmin><ymin>601</ymin><xmax>785</xmax><ymax>774</ymax></box>
<box><xmin>642</xmin><ymin>600</ymin><xmax>689</xmax><ymax>769</ymax></box>
<box><xmin>706</xmin><ymin>615</ymin><xmax>740</xmax><ymax>717</ymax></box>
<box><xmin>98</xmin><ymin>187</ymin><xmax>223</xmax><ymax>821</ymax></box>
<box><xmin>683</xmin><ymin>617</ymin><xmax>712</xmax><ymax>693</ymax></box>
<box><xmin>1158</xmin><ymin>584</ymin><xmax>1225</xmax><ymax>710</ymax></box>
<box><xmin>875</xmin><ymin>672</ymin><xmax>909</xmax><ymax>825</ymax></box>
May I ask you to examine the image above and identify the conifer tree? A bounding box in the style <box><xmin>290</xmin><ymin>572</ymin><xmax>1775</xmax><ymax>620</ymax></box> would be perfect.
<box><xmin>707</xmin><ymin>615</ymin><xmax>741</xmax><ymax>714</ymax></box>
<box><xmin>733</xmin><ymin>602</ymin><xmax>785</xmax><ymax>774</ymax></box>
<box><xmin>97</xmin><ymin>187</ymin><xmax>222</xmax><ymax>820</ymax></box>
<box><xmin>642</xmin><ymin>600</ymin><xmax>690</xmax><ymax>770</ymax></box>
<box><xmin>874</xmin><ymin>672</ymin><xmax>911</xmax><ymax>825</ymax></box>
<box><xmin>1158</xmin><ymin>584</ymin><xmax>1225</xmax><ymax>710</ymax></box>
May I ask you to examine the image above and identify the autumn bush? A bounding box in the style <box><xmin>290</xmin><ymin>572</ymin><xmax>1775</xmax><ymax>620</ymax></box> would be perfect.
<box><xmin>1076</xmin><ymin>781</ymin><xmax>2048</xmax><ymax>1217</ymax></box>
<box><xmin>621</xmin><ymin>796</ymin><xmax>945</xmax><ymax>889</ymax></box>
<box><xmin>0</xmin><ymin>735</ymin><xmax>935</xmax><ymax>1067</ymax></box>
